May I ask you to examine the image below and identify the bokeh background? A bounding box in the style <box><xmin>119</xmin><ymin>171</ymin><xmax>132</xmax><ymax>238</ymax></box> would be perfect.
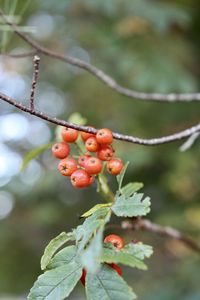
<box><xmin>0</xmin><ymin>0</ymin><xmax>200</xmax><ymax>299</ymax></box>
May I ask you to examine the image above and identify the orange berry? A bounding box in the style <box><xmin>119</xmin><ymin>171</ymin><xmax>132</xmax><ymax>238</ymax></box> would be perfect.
<box><xmin>96</xmin><ymin>128</ymin><xmax>113</xmax><ymax>145</ymax></box>
<box><xmin>58</xmin><ymin>157</ymin><xmax>77</xmax><ymax>176</ymax></box>
<box><xmin>70</xmin><ymin>169</ymin><xmax>90</xmax><ymax>188</ymax></box>
<box><xmin>61</xmin><ymin>127</ymin><xmax>78</xmax><ymax>143</ymax></box>
<box><xmin>51</xmin><ymin>142</ymin><xmax>70</xmax><ymax>159</ymax></box>
<box><xmin>85</xmin><ymin>137</ymin><xmax>100</xmax><ymax>152</ymax></box>
<box><xmin>107</xmin><ymin>158</ymin><xmax>123</xmax><ymax>175</ymax></box>
<box><xmin>84</xmin><ymin>157</ymin><xmax>102</xmax><ymax>175</ymax></box>
<box><xmin>104</xmin><ymin>234</ymin><xmax>124</xmax><ymax>250</ymax></box>
<box><xmin>97</xmin><ymin>145</ymin><xmax>114</xmax><ymax>161</ymax></box>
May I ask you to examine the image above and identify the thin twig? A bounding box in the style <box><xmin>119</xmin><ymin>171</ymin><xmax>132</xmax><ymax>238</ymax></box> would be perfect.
<box><xmin>29</xmin><ymin>55</ymin><xmax>40</xmax><ymax>111</ymax></box>
<box><xmin>0</xmin><ymin>91</ymin><xmax>200</xmax><ymax>145</ymax></box>
<box><xmin>179</xmin><ymin>132</ymin><xmax>200</xmax><ymax>152</ymax></box>
<box><xmin>1</xmin><ymin>9</ymin><xmax>200</xmax><ymax>103</ymax></box>
<box><xmin>120</xmin><ymin>219</ymin><xmax>200</xmax><ymax>253</ymax></box>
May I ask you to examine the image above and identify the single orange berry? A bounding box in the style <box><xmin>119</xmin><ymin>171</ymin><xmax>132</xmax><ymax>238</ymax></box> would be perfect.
<box><xmin>61</xmin><ymin>127</ymin><xmax>79</xmax><ymax>143</ymax></box>
<box><xmin>97</xmin><ymin>145</ymin><xmax>114</xmax><ymax>161</ymax></box>
<box><xmin>84</xmin><ymin>157</ymin><xmax>102</xmax><ymax>175</ymax></box>
<box><xmin>107</xmin><ymin>158</ymin><xmax>123</xmax><ymax>175</ymax></box>
<box><xmin>58</xmin><ymin>157</ymin><xmax>77</xmax><ymax>176</ymax></box>
<box><xmin>70</xmin><ymin>169</ymin><xmax>90</xmax><ymax>188</ymax></box>
<box><xmin>104</xmin><ymin>234</ymin><xmax>124</xmax><ymax>250</ymax></box>
<box><xmin>85</xmin><ymin>137</ymin><xmax>100</xmax><ymax>152</ymax></box>
<box><xmin>51</xmin><ymin>142</ymin><xmax>70</xmax><ymax>159</ymax></box>
<box><xmin>96</xmin><ymin>128</ymin><xmax>113</xmax><ymax>145</ymax></box>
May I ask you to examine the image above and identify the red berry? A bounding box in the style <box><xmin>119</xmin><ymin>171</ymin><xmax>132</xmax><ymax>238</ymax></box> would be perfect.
<box><xmin>80</xmin><ymin>127</ymin><xmax>95</xmax><ymax>141</ymax></box>
<box><xmin>108</xmin><ymin>263</ymin><xmax>122</xmax><ymax>276</ymax></box>
<box><xmin>51</xmin><ymin>142</ymin><xmax>70</xmax><ymax>159</ymax></box>
<box><xmin>84</xmin><ymin>157</ymin><xmax>102</xmax><ymax>175</ymax></box>
<box><xmin>78</xmin><ymin>154</ymin><xmax>91</xmax><ymax>168</ymax></box>
<box><xmin>58</xmin><ymin>157</ymin><xmax>77</xmax><ymax>176</ymax></box>
<box><xmin>88</xmin><ymin>175</ymin><xmax>95</xmax><ymax>186</ymax></box>
<box><xmin>61</xmin><ymin>127</ymin><xmax>78</xmax><ymax>143</ymax></box>
<box><xmin>96</xmin><ymin>128</ymin><xmax>113</xmax><ymax>145</ymax></box>
<box><xmin>85</xmin><ymin>137</ymin><xmax>100</xmax><ymax>152</ymax></box>
<box><xmin>107</xmin><ymin>158</ymin><xmax>123</xmax><ymax>175</ymax></box>
<box><xmin>70</xmin><ymin>169</ymin><xmax>90</xmax><ymax>188</ymax></box>
<box><xmin>80</xmin><ymin>269</ymin><xmax>87</xmax><ymax>286</ymax></box>
<box><xmin>97</xmin><ymin>145</ymin><xmax>114</xmax><ymax>161</ymax></box>
<box><xmin>104</xmin><ymin>234</ymin><xmax>124</xmax><ymax>250</ymax></box>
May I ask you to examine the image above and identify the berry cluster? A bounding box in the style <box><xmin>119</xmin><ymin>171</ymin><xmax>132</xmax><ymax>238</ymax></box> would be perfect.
<box><xmin>80</xmin><ymin>234</ymin><xmax>124</xmax><ymax>286</ymax></box>
<box><xmin>51</xmin><ymin>127</ymin><xmax>124</xmax><ymax>188</ymax></box>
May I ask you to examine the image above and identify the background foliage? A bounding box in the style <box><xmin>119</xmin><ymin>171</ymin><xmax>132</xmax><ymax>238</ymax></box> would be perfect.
<box><xmin>0</xmin><ymin>0</ymin><xmax>200</xmax><ymax>299</ymax></box>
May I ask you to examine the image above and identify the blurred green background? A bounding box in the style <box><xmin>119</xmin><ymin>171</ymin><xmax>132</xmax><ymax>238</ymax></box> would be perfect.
<box><xmin>0</xmin><ymin>0</ymin><xmax>200</xmax><ymax>299</ymax></box>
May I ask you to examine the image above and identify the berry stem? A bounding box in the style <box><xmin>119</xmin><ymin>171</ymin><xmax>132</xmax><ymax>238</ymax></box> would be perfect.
<box><xmin>75</xmin><ymin>140</ymin><xmax>85</xmax><ymax>155</ymax></box>
<box><xmin>96</xmin><ymin>174</ymin><xmax>114</xmax><ymax>203</ymax></box>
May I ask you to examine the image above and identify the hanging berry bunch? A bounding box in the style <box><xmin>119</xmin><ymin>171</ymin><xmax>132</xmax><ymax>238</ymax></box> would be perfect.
<box><xmin>51</xmin><ymin>127</ymin><xmax>124</xmax><ymax>188</ymax></box>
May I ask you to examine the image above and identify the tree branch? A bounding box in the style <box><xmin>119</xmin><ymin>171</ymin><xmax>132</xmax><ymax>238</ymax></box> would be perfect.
<box><xmin>0</xmin><ymin>91</ymin><xmax>200</xmax><ymax>145</ymax></box>
<box><xmin>121</xmin><ymin>219</ymin><xmax>200</xmax><ymax>253</ymax></box>
<box><xmin>110</xmin><ymin>219</ymin><xmax>200</xmax><ymax>254</ymax></box>
<box><xmin>29</xmin><ymin>55</ymin><xmax>40</xmax><ymax>111</ymax></box>
<box><xmin>1</xmin><ymin>8</ymin><xmax>200</xmax><ymax>103</ymax></box>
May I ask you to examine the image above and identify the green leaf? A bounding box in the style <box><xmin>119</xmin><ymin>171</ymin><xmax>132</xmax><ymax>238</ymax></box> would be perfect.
<box><xmin>47</xmin><ymin>245</ymin><xmax>77</xmax><ymax>270</ymax></box>
<box><xmin>85</xmin><ymin>264</ymin><xmax>136</xmax><ymax>300</ymax></box>
<box><xmin>121</xmin><ymin>182</ymin><xmax>144</xmax><ymax>198</ymax></box>
<box><xmin>112</xmin><ymin>193</ymin><xmax>151</xmax><ymax>217</ymax></box>
<box><xmin>81</xmin><ymin>228</ymin><xmax>103</xmax><ymax>273</ymax></box>
<box><xmin>81</xmin><ymin>203</ymin><xmax>112</xmax><ymax>218</ymax></box>
<box><xmin>21</xmin><ymin>143</ymin><xmax>52</xmax><ymax>170</ymax></box>
<box><xmin>101</xmin><ymin>246</ymin><xmax>147</xmax><ymax>270</ymax></box>
<box><xmin>74</xmin><ymin>207</ymin><xmax>111</xmax><ymax>252</ymax></box>
<box><xmin>116</xmin><ymin>161</ymin><xmax>129</xmax><ymax>190</ymax></box>
<box><xmin>124</xmin><ymin>243</ymin><xmax>153</xmax><ymax>260</ymax></box>
<box><xmin>41</xmin><ymin>232</ymin><xmax>74</xmax><ymax>271</ymax></box>
<box><xmin>28</xmin><ymin>261</ymin><xmax>82</xmax><ymax>300</ymax></box>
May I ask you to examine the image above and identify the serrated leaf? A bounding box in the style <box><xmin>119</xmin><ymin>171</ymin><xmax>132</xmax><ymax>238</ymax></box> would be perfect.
<box><xmin>112</xmin><ymin>193</ymin><xmax>151</xmax><ymax>217</ymax></box>
<box><xmin>116</xmin><ymin>161</ymin><xmax>129</xmax><ymax>189</ymax></box>
<box><xmin>47</xmin><ymin>245</ymin><xmax>77</xmax><ymax>270</ymax></box>
<box><xmin>121</xmin><ymin>182</ymin><xmax>144</xmax><ymax>198</ymax></box>
<box><xmin>28</xmin><ymin>261</ymin><xmax>82</xmax><ymax>300</ymax></box>
<box><xmin>41</xmin><ymin>232</ymin><xmax>74</xmax><ymax>271</ymax></box>
<box><xmin>74</xmin><ymin>207</ymin><xmax>111</xmax><ymax>252</ymax></box>
<box><xmin>81</xmin><ymin>203</ymin><xmax>112</xmax><ymax>218</ymax></box>
<box><xmin>85</xmin><ymin>264</ymin><xmax>136</xmax><ymax>300</ymax></box>
<box><xmin>101</xmin><ymin>247</ymin><xmax>147</xmax><ymax>270</ymax></box>
<box><xmin>21</xmin><ymin>143</ymin><xmax>52</xmax><ymax>170</ymax></box>
<box><xmin>81</xmin><ymin>228</ymin><xmax>103</xmax><ymax>274</ymax></box>
<box><xmin>124</xmin><ymin>243</ymin><xmax>153</xmax><ymax>260</ymax></box>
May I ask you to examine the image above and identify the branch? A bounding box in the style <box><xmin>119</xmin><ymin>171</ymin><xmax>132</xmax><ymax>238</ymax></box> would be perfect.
<box><xmin>0</xmin><ymin>91</ymin><xmax>200</xmax><ymax>145</ymax></box>
<box><xmin>179</xmin><ymin>132</ymin><xmax>200</xmax><ymax>152</ymax></box>
<box><xmin>1</xmin><ymin>9</ymin><xmax>200</xmax><ymax>103</ymax></box>
<box><xmin>120</xmin><ymin>219</ymin><xmax>200</xmax><ymax>254</ymax></box>
<box><xmin>29</xmin><ymin>55</ymin><xmax>40</xmax><ymax>111</ymax></box>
